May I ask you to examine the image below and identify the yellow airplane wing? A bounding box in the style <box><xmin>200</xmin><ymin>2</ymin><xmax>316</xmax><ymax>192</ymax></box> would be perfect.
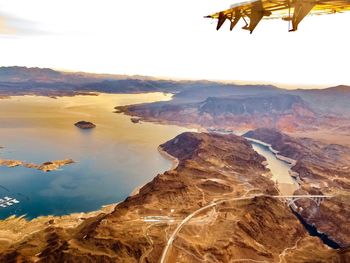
<box><xmin>206</xmin><ymin>0</ymin><xmax>350</xmax><ymax>33</ymax></box>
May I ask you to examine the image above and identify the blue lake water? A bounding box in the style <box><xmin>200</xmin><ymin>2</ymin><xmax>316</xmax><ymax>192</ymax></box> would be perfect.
<box><xmin>0</xmin><ymin>93</ymin><xmax>192</xmax><ymax>219</ymax></box>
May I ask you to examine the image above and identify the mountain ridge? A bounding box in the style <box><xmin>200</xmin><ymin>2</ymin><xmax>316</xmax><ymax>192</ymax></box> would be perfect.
<box><xmin>1</xmin><ymin>66</ymin><xmax>350</xmax><ymax>117</ymax></box>
<box><xmin>1</xmin><ymin>66</ymin><xmax>348</xmax><ymax>92</ymax></box>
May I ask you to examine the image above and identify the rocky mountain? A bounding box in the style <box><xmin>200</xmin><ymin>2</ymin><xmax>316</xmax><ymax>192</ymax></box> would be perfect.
<box><xmin>171</xmin><ymin>84</ymin><xmax>284</xmax><ymax>103</ymax></box>
<box><xmin>292</xmin><ymin>85</ymin><xmax>350</xmax><ymax>116</ymax></box>
<box><xmin>0</xmin><ymin>66</ymin><xmax>64</xmax><ymax>83</ymax></box>
<box><xmin>322</xmin><ymin>85</ymin><xmax>350</xmax><ymax>93</ymax></box>
<box><xmin>199</xmin><ymin>94</ymin><xmax>306</xmax><ymax>115</ymax></box>
<box><xmin>117</xmin><ymin>93</ymin><xmax>318</xmax><ymax>132</ymax></box>
<box><xmin>0</xmin><ymin>66</ymin><xmax>142</xmax><ymax>84</ymax></box>
<box><xmin>1</xmin><ymin>132</ymin><xmax>348</xmax><ymax>262</ymax></box>
<box><xmin>0</xmin><ymin>67</ymin><xmax>173</xmax><ymax>96</ymax></box>
<box><xmin>0</xmin><ymin>66</ymin><xmax>224</xmax><ymax>96</ymax></box>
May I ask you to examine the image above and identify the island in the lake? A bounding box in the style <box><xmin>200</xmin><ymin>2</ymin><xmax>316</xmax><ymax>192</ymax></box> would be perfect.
<box><xmin>130</xmin><ymin>117</ymin><xmax>141</xmax><ymax>124</ymax></box>
<box><xmin>74</xmin><ymin>121</ymin><xmax>96</xmax><ymax>129</ymax></box>
<box><xmin>0</xmin><ymin>159</ymin><xmax>75</xmax><ymax>172</ymax></box>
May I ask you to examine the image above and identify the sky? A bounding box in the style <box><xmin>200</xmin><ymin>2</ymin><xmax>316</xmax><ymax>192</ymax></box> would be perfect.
<box><xmin>0</xmin><ymin>0</ymin><xmax>349</xmax><ymax>89</ymax></box>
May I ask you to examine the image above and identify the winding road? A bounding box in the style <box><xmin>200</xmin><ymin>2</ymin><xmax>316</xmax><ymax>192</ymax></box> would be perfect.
<box><xmin>159</xmin><ymin>194</ymin><xmax>333</xmax><ymax>263</ymax></box>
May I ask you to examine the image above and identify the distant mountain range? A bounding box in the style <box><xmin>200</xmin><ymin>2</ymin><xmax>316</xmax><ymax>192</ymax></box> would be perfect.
<box><xmin>292</xmin><ymin>86</ymin><xmax>350</xmax><ymax>116</ymax></box>
<box><xmin>0</xmin><ymin>66</ymin><xmax>156</xmax><ymax>83</ymax></box>
<box><xmin>1</xmin><ymin>66</ymin><xmax>350</xmax><ymax>119</ymax></box>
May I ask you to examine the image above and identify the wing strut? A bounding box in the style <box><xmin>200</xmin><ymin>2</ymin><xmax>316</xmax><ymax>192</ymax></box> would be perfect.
<box><xmin>246</xmin><ymin>0</ymin><xmax>265</xmax><ymax>34</ymax></box>
<box><xmin>230</xmin><ymin>10</ymin><xmax>242</xmax><ymax>31</ymax></box>
<box><xmin>291</xmin><ymin>0</ymin><xmax>315</xmax><ymax>31</ymax></box>
<box><xmin>217</xmin><ymin>12</ymin><xmax>227</xmax><ymax>30</ymax></box>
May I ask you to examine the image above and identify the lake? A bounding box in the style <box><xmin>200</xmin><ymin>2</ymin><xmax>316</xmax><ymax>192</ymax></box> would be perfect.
<box><xmin>0</xmin><ymin>93</ymin><xmax>192</xmax><ymax>219</ymax></box>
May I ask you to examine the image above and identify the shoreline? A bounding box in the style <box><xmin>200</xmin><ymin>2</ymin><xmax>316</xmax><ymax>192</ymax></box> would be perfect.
<box><xmin>157</xmin><ymin>146</ymin><xmax>179</xmax><ymax>170</ymax></box>
<box><xmin>0</xmin><ymin>92</ymin><xmax>177</xmax><ymax>220</ymax></box>
<box><xmin>0</xmin><ymin>202</ymin><xmax>118</xmax><ymax>226</ymax></box>
<box><xmin>129</xmin><ymin>146</ymin><xmax>179</xmax><ymax>197</ymax></box>
<box><xmin>245</xmin><ymin>137</ymin><xmax>297</xmax><ymax>166</ymax></box>
<box><xmin>114</xmin><ymin>111</ymin><xmax>201</xmax><ymax>132</ymax></box>
<box><xmin>245</xmin><ymin>137</ymin><xmax>302</xmax><ymax>191</ymax></box>
<box><xmin>130</xmin><ymin>184</ymin><xmax>145</xmax><ymax>197</ymax></box>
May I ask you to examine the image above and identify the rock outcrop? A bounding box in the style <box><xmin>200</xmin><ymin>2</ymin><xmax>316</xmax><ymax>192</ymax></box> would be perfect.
<box><xmin>116</xmin><ymin>94</ymin><xmax>320</xmax><ymax>132</ymax></box>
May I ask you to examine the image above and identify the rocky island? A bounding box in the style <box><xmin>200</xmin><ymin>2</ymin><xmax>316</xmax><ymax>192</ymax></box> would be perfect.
<box><xmin>0</xmin><ymin>132</ymin><xmax>348</xmax><ymax>262</ymax></box>
<box><xmin>74</xmin><ymin>121</ymin><xmax>96</xmax><ymax>129</ymax></box>
<box><xmin>130</xmin><ymin>117</ymin><xmax>141</xmax><ymax>124</ymax></box>
<box><xmin>0</xmin><ymin>159</ymin><xmax>75</xmax><ymax>172</ymax></box>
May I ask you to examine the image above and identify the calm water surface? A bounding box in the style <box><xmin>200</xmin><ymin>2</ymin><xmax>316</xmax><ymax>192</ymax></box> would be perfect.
<box><xmin>0</xmin><ymin>93</ymin><xmax>192</xmax><ymax>219</ymax></box>
<box><xmin>252</xmin><ymin>142</ymin><xmax>299</xmax><ymax>195</ymax></box>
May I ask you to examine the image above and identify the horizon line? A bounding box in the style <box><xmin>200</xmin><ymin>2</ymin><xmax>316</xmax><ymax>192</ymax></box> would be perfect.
<box><xmin>1</xmin><ymin>65</ymin><xmax>348</xmax><ymax>90</ymax></box>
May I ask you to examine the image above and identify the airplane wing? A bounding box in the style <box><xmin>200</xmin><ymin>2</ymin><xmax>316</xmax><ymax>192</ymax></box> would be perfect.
<box><xmin>206</xmin><ymin>0</ymin><xmax>350</xmax><ymax>33</ymax></box>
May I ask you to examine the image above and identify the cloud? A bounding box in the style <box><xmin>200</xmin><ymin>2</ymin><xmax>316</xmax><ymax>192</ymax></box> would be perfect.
<box><xmin>0</xmin><ymin>11</ymin><xmax>47</xmax><ymax>37</ymax></box>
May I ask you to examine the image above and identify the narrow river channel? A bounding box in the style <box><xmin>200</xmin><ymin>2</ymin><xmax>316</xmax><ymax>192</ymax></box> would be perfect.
<box><xmin>250</xmin><ymin>141</ymin><xmax>300</xmax><ymax>195</ymax></box>
<box><xmin>248</xmin><ymin>139</ymin><xmax>341</xmax><ymax>249</ymax></box>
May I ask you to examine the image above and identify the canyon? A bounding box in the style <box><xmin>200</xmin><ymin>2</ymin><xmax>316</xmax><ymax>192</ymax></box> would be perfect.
<box><xmin>245</xmin><ymin>128</ymin><xmax>350</xmax><ymax>247</ymax></box>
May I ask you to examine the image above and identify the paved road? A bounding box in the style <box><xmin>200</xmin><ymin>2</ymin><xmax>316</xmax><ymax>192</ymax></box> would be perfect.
<box><xmin>273</xmin><ymin>195</ymin><xmax>333</xmax><ymax>198</ymax></box>
<box><xmin>159</xmin><ymin>195</ymin><xmax>262</xmax><ymax>263</ymax></box>
<box><xmin>159</xmin><ymin>194</ymin><xmax>333</xmax><ymax>263</ymax></box>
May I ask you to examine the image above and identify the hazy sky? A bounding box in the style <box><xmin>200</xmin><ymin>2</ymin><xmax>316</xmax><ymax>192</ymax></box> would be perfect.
<box><xmin>0</xmin><ymin>0</ymin><xmax>349</xmax><ymax>88</ymax></box>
